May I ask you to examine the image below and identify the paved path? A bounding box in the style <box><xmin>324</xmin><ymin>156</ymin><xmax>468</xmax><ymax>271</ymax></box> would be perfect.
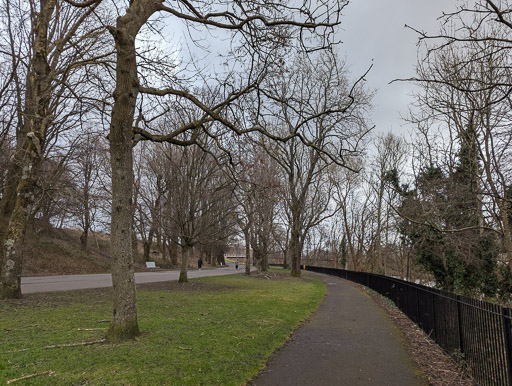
<box><xmin>21</xmin><ymin>266</ymin><xmax>245</xmax><ymax>294</ymax></box>
<box><xmin>251</xmin><ymin>272</ymin><xmax>426</xmax><ymax>386</ymax></box>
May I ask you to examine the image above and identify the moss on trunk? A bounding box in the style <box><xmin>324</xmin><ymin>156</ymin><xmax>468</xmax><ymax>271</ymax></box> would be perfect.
<box><xmin>106</xmin><ymin>319</ymin><xmax>140</xmax><ymax>343</ymax></box>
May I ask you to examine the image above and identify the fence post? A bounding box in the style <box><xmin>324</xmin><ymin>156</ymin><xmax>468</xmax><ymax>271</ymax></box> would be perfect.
<box><xmin>415</xmin><ymin>287</ymin><xmax>420</xmax><ymax>326</ymax></box>
<box><xmin>456</xmin><ymin>295</ymin><xmax>464</xmax><ymax>354</ymax></box>
<box><xmin>431</xmin><ymin>291</ymin><xmax>437</xmax><ymax>340</ymax></box>
<box><xmin>503</xmin><ymin>308</ymin><xmax>512</xmax><ymax>385</ymax></box>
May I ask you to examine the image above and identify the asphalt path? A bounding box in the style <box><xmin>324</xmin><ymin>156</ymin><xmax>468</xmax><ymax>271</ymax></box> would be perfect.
<box><xmin>21</xmin><ymin>266</ymin><xmax>245</xmax><ymax>294</ymax></box>
<box><xmin>250</xmin><ymin>272</ymin><xmax>427</xmax><ymax>386</ymax></box>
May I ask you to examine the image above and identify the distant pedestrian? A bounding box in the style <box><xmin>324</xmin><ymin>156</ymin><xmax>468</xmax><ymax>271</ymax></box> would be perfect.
<box><xmin>198</xmin><ymin>257</ymin><xmax>203</xmax><ymax>270</ymax></box>
<box><xmin>235</xmin><ymin>260</ymin><xmax>239</xmax><ymax>270</ymax></box>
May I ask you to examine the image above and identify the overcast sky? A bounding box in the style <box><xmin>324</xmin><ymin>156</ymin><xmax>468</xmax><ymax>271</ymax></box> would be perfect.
<box><xmin>338</xmin><ymin>0</ymin><xmax>458</xmax><ymax>135</ymax></box>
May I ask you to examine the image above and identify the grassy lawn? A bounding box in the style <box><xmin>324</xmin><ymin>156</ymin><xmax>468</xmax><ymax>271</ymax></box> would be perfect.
<box><xmin>0</xmin><ymin>270</ymin><xmax>325</xmax><ymax>385</ymax></box>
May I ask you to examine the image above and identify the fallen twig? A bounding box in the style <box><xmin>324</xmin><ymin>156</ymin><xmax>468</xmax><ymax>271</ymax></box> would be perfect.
<box><xmin>77</xmin><ymin>328</ymin><xmax>107</xmax><ymax>331</ymax></box>
<box><xmin>44</xmin><ymin>339</ymin><xmax>106</xmax><ymax>349</ymax></box>
<box><xmin>97</xmin><ymin>319</ymin><xmax>110</xmax><ymax>323</ymax></box>
<box><xmin>1</xmin><ymin>348</ymin><xmax>29</xmax><ymax>354</ymax></box>
<box><xmin>7</xmin><ymin>370</ymin><xmax>54</xmax><ymax>384</ymax></box>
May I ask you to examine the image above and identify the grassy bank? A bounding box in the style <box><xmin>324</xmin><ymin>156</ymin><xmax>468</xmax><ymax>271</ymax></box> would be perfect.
<box><xmin>0</xmin><ymin>271</ymin><xmax>325</xmax><ymax>385</ymax></box>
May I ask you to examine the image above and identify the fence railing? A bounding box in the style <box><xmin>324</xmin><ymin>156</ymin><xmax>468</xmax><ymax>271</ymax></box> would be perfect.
<box><xmin>305</xmin><ymin>265</ymin><xmax>512</xmax><ymax>386</ymax></box>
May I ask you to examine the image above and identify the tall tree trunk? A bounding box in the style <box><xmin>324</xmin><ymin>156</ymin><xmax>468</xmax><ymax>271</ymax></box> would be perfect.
<box><xmin>156</xmin><ymin>230</ymin><xmax>161</xmax><ymax>252</ymax></box>
<box><xmin>106</xmin><ymin>14</ymin><xmax>143</xmax><ymax>342</ymax></box>
<box><xmin>131</xmin><ymin>226</ymin><xmax>138</xmax><ymax>257</ymax></box>
<box><xmin>106</xmin><ymin>0</ymin><xmax>164</xmax><ymax>341</ymax></box>
<box><xmin>260</xmin><ymin>238</ymin><xmax>269</xmax><ymax>272</ymax></box>
<box><xmin>376</xmin><ymin>182</ymin><xmax>384</xmax><ymax>274</ymax></box>
<box><xmin>80</xmin><ymin>196</ymin><xmax>90</xmax><ymax>251</ymax></box>
<box><xmin>169</xmin><ymin>236</ymin><xmax>178</xmax><ymax>266</ymax></box>
<box><xmin>211</xmin><ymin>248</ymin><xmax>216</xmax><ymax>266</ymax></box>
<box><xmin>290</xmin><ymin>225</ymin><xmax>301</xmax><ymax>277</ymax></box>
<box><xmin>0</xmin><ymin>0</ymin><xmax>55</xmax><ymax>299</ymax></box>
<box><xmin>244</xmin><ymin>227</ymin><xmax>251</xmax><ymax>275</ymax></box>
<box><xmin>0</xmin><ymin>145</ymin><xmax>39</xmax><ymax>298</ymax></box>
<box><xmin>179</xmin><ymin>245</ymin><xmax>189</xmax><ymax>283</ymax></box>
<box><xmin>143</xmin><ymin>228</ymin><xmax>154</xmax><ymax>262</ymax></box>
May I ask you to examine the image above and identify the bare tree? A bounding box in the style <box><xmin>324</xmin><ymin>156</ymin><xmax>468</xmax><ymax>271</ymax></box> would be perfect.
<box><xmin>368</xmin><ymin>133</ymin><xmax>408</xmax><ymax>274</ymax></box>
<box><xmin>398</xmin><ymin>9</ymin><xmax>512</xmax><ymax>293</ymax></box>
<box><xmin>63</xmin><ymin>0</ymin><xmax>350</xmax><ymax>340</ymax></box>
<box><xmin>161</xmin><ymin>139</ymin><xmax>234</xmax><ymax>283</ymax></box>
<box><xmin>68</xmin><ymin>132</ymin><xmax>106</xmax><ymax>251</ymax></box>
<box><xmin>0</xmin><ymin>0</ymin><xmax>107</xmax><ymax>299</ymax></box>
<box><xmin>260</xmin><ymin>52</ymin><xmax>372</xmax><ymax>277</ymax></box>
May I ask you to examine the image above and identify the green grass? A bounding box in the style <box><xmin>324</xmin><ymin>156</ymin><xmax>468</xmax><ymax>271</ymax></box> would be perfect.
<box><xmin>0</xmin><ymin>272</ymin><xmax>325</xmax><ymax>385</ymax></box>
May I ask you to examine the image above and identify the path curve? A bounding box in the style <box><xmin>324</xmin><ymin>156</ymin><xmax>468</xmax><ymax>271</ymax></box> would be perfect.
<box><xmin>250</xmin><ymin>272</ymin><xmax>427</xmax><ymax>386</ymax></box>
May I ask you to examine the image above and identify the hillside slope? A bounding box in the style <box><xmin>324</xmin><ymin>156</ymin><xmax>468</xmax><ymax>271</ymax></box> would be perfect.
<box><xmin>22</xmin><ymin>228</ymin><xmax>149</xmax><ymax>276</ymax></box>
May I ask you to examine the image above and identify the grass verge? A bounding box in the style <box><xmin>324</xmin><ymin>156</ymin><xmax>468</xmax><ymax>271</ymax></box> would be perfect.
<box><xmin>0</xmin><ymin>271</ymin><xmax>324</xmax><ymax>385</ymax></box>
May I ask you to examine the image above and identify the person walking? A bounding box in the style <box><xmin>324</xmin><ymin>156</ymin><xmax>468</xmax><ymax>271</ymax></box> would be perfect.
<box><xmin>235</xmin><ymin>260</ymin><xmax>239</xmax><ymax>270</ymax></box>
<box><xmin>198</xmin><ymin>257</ymin><xmax>203</xmax><ymax>270</ymax></box>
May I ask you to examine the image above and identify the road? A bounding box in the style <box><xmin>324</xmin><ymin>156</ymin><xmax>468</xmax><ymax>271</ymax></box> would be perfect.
<box><xmin>21</xmin><ymin>266</ymin><xmax>245</xmax><ymax>294</ymax></box>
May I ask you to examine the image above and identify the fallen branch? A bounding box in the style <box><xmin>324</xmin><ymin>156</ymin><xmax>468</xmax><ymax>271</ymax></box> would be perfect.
<box><xmin>97</xmin><ymin>319</ymin><xmax>110</xmax><ymax>323</ymax></box>
<box><xmin>7</xmin><ymin>370</ymin><xmax>54</xmax><ymax>384</ymax></box>
<box><xmin>1</xmin><ymin>348</ymin><xmax>29</xmax><ymax>354</ymax></box>
<box><xmin>44</xmin><ymin>339</ymin><xmax>106</xmax><ymax>349</ymax></box>
<box><xmin>77</xmin><ymin>328</ymin><xmax>107</xmax><ymax>331</ymax></box>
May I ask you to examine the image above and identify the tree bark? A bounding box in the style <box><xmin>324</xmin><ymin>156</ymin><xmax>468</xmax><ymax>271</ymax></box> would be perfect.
<box><xmin>0</xmin><ymin>0</ymin><xmax>55</xmax><ymax>299</ymax></box>
<box><xmin>106</xmin><ymin>12</ymin><xmax>143</xmax><ymax>342</ymax></box>
<box><xmin>0</xmin><ymin>145</ymin><xmax>38</xmax><ymax>298</ymax></box>
<box><xmin>143</xmin><ymin>227</ymin><xmax>154</xmax><ymax>262</ymax></box>
<box><xmin>244</xmin><ymin>227</ymin><xmax>251</xmax><ymax>275</ymax></box>
<box><xmin>290</xmin><ymin>223</ymin><xmax>301</xmax><ymax>277</ymax></box>
<box><xmin>80</xmin><ymin>172</ymin><xmax>91</xmax><ymax>251</ymax></box>
<box><xmin>179</xmin><ymin>245</ymin><xmax>189</xmax><ymax>283</ymax></box>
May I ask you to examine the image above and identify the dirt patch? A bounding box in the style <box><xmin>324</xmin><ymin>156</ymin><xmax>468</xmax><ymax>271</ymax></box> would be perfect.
<box><xmin>349</xmin><ymin>281</ymin><xmax>474</xmax><ymax>386</ymax></box>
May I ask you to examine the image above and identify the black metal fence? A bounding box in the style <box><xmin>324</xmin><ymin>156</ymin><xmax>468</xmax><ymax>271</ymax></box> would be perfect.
<box><xmin>305</xmin><ymin>265</ymin><xmax>512</xmax><ymax>386</ymax></box>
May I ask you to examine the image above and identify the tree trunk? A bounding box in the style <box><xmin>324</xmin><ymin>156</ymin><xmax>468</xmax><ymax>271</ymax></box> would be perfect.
<box><xmin>106</xmin><ymin>14</ymin><xmax>144</xmax><ymax>342</ymax></box>
<box><xmin>156</xmin><ymin>230</ymin><xmax>161</xmax><ymax>252</ymax></box>
<box><xmin>143</xmin><ymin>241</ymin><xmax>150</xmax><ymax>262</ymax></box>
<box><xmin>244</xmin><ymin>228</ymin><xmax>251</xmax><ymax>275</ymax></box>
<box><xmin>217</xmin><ymin>250</ymin><xmax>225</xmax><ymax>266</ymax></box>
<box><xmin>211</xmin><ymin>248</ymin><xmax>216</xmax><ymax>266</ymax></box>
<box><xmin>376</xmin><ymin>182</ymin><xmax>384</xmax><ymax>274</ymax></box>
<box><xmin>131</xmin><ymin>226</ymin><xmax>139</xmax><ymax>257</ymax></box>
<box><xmin>290</xmin><ymin>222</ymin><xmax>302</xmax><ymax>277</ymax></box>
<box><xmin>260</xmin><ymin>244</ymin><xmax>269</xmax><ymax>272</ymax></box>
<box><xmin>169</xmin><ymin>237</ymin><xmax>178</xmax><ymax>266</ymax></box>
<box><xmin>179</xmin><ymin>245</ymin><xmax>189</xmax><ymax>283</ymax></box>
<box><xmin>0</xmin><ymin>0</ymin><xmax>55</xmax><ymax>299</ymax></box>
<box><xmin>143</xmin><ymin>227</ymin><xmax>154</xmax><ymax>262</ymax></box>
<box><xmin>80</xmin><ymin>184</ymin><xmax>90</xmax><ymax>251</ymax></box>
<box><xmin>80</xmin><ymin>230</ymin><xmax>88</xmax><ymax>251</ymax></box>
<box><xmin>0</xmin><ymin>153</ymin><xmax>37</xmax><ymax>298</ymax></box>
